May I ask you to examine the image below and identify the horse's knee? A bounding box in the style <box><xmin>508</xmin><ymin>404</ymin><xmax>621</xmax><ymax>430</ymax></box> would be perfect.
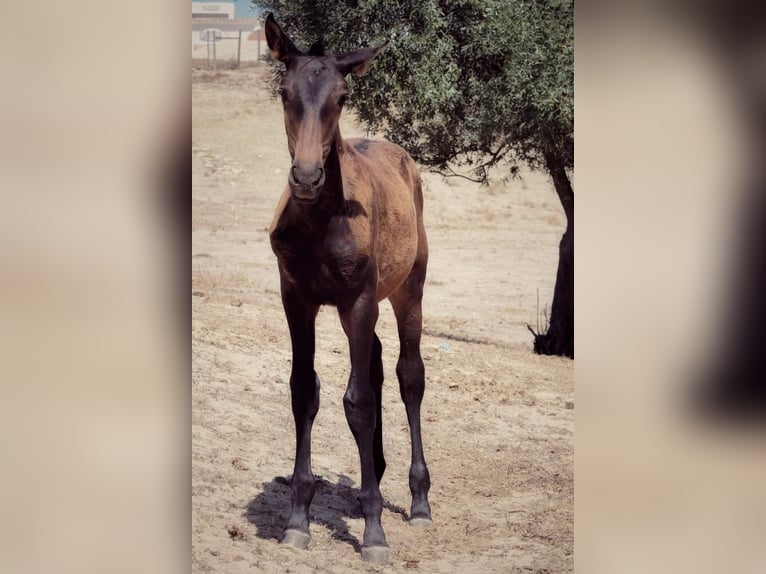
<box><xmin>343</xmin><ymin>381</ymin><xmax>376</xmax><ymax>430</ymax></box>
<box><xmin>396</xmin><ymin>356</ymin><xmax>425</xmax><ymax>403</ymax></box>
<box><xmin>291</xmin><ymin>372</ymin><xmax>320</xmax><ymax>419</ymax></box>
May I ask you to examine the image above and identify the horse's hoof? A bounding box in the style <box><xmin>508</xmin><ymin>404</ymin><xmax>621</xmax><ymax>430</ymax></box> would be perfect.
<box><xmin>281</xmin><ymin>528</ymin><xmax>310</xmax><ymax>549</ymax></box>
<box><xmin>361</xmin><ymin>545</ymin><xmax>391</xmax><ymax>564</ymax></box>
<box><xmin>409</xmin><ymin>516</ymin><xmax>433</xmax><ymax>527</ymax></box>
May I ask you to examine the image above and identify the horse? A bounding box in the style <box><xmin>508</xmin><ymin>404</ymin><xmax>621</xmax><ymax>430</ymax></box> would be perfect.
<box><xmin>264</xmin><ymin>14</ymin><xmax>433</xmax><ymax>564</ymax></box>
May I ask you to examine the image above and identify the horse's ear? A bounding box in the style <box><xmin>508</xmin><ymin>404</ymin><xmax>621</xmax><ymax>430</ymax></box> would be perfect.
<box><xmin>336</xmin><ymin>41</ymin><xmax>388</xmax><ymax>77</ymax></box>
<box><xmin>264</xmin><ymin>13</ymin><xmax>300</xmax><ymax>63</ymax></box>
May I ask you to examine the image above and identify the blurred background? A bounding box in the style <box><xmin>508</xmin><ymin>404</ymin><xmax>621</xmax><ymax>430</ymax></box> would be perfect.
<box><xmin>577</xmin><ymin>0</ymin><xmax>766</xmax><ymax>572</ymax></box>
<box><xmin>0</xmin><ymin>0</ymin><xmax>763</xmax><ymax>572</ymax></box>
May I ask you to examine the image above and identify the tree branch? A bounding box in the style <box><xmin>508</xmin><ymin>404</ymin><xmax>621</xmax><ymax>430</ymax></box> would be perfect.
<box><xmin>428</xmin><ymin>165</ymin><xmax>486</xmax><ymax>184</ymax></box>
<box><xmin>480</xmin><ymin>141</ymin><xmax>511</xmax><ymax>170</ymax></box>
<box><xmin>427</xmin><ymin>141</ymin><xmax>512</xmax><ymax>184</ymax></box>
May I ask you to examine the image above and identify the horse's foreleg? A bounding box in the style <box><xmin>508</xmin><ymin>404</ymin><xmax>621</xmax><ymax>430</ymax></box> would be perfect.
<box><xmin>280</xmin><ymin>278</ymin><xmax>320</xmax><ymax>548</ymax></box>
<box><xmin>339</xmin><ymin>289</ymin><xmax>389</xmax><ymax>563</ymax></box>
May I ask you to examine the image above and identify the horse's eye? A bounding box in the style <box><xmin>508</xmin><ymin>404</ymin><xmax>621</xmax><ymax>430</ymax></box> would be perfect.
<box><xmin>337</xmin><ymin>94</ymin><xmax>347</xmax><ymax>107</ymax></box>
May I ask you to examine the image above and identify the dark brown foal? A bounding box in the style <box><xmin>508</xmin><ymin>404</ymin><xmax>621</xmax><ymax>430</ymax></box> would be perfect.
<box><xmin>264</xmin><ymin>14</ymin><xmax>432</xmax><ymax>564</ymax></box>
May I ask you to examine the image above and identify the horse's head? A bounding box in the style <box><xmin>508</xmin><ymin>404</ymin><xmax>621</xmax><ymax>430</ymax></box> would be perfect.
<box><xmin>265</xmin><ymin>14</ymin><xmax>387</xmax><ymax>203</ymax></box>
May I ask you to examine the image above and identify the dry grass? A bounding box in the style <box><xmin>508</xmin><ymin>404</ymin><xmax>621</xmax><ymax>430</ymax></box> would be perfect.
<box><xmin>192</xmin><ymin>265</ymin><xmax>252</xmax><ymax>302</ymax></box>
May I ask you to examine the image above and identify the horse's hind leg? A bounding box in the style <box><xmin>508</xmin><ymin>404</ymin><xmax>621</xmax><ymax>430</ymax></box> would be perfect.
<box><xmin>279</xmin><ymin>275</ymin><xmax>320</xmax><ymax>549</ymax></box>
<box><xmin>389</xmin><ymin>260</ymin><xmax>432</xmax><ymax>525</ymax></box>
<box><xmin>371</xmin><ymin>333</ymin><xmax>386</xmax><ymax>484</ymax></box>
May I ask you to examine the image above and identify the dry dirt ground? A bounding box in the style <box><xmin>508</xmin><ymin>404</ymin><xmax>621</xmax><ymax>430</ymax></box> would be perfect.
<box><xmin>192</xmin><ymin>66</ymin><xmax>573</xmax><ymax>573</ymax></box>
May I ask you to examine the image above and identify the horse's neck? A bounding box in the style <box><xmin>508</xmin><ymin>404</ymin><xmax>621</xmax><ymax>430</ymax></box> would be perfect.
<box><xmin>284</xmin><ymin>132</ymin><xmax>346</xmax><ymax>234</ymax></box>
<box><xmin>323</xmin><ymin>134</ymin><xmax>345</xmax><ymax>204</ymax></box>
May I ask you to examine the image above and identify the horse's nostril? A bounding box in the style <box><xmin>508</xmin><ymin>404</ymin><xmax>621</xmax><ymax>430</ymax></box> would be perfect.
<box><xmin>290</xmin><ymin>164</ymin><xmax>323</xmax><ymax>187</ymax></box>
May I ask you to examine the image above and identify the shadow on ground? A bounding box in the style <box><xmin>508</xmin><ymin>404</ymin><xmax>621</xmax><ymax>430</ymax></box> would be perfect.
<box><xmin>245</xmin><ymin>474</ymin><xmax>409</xmax><ymax>553</ymax></box>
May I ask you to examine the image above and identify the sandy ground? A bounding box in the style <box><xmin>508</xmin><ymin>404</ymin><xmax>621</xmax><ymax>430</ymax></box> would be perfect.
<box><xmin>192</xmin><ymin>65</ymin><xmax>573</xmax><ymax>573</ymax></box>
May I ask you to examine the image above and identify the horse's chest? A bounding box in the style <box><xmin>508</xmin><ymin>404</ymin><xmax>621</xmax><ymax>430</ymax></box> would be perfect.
<box><xmin>271</xmin><ymin>226</ymin><xmax>370</xmax><ymax>305</ymax></box>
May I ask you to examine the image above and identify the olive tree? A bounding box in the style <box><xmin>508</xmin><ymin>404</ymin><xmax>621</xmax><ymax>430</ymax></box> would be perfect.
<box><xmin>250</xmin><ymin>0</ymin><xmax>574</xmax><ymax>357</ymax></box>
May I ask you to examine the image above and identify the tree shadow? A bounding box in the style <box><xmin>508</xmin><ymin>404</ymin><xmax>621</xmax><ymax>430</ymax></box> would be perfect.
<box><xmin>244</xmin><ymin>474</ymin><xmax>409</xmax><ymax>553</ymax></box>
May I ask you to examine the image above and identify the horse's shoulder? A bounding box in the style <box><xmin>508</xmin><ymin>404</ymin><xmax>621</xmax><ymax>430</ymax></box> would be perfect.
<box><xmin>268</xmin><ymin>186</ymin><xmax>292</xmax><ymax>236</ymax></box>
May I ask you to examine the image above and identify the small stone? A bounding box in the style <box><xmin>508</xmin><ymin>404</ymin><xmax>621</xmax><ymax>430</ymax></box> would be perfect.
<box><xmin>192</xmin><ymin>291</ymin><xmax>205</xmax><ymax>297</ymax></box>
<box><xmin>565</xmin><ymin>400</ymin><xmax>574</xmax><ymax>409</ymax></box>
<box><xmin>227</xmin><ymin>525</ymin><xmax>246</xmax><ymax>540</ymax></box>
<box><xmin>231</xmin><ymin>299</ymin><xmax>243</xmax><ymax>307</ymax></box>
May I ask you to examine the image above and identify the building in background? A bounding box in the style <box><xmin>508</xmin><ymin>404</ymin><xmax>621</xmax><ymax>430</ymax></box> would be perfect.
<box><xmin>192</xmin><ymin>1</ymin><xmax>265</xmax><ymax>19</ymax></box>
<box><xmin>191</xmin><ymin>2</ymin><xmax>235</xmax><ymax>20</ymax></box>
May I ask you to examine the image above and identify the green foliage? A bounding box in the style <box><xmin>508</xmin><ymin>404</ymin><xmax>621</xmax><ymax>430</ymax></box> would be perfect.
<box><xmin>251</xmin><ymin>0</ymin><xmax>573</xmax><ymax>181</ymax></box>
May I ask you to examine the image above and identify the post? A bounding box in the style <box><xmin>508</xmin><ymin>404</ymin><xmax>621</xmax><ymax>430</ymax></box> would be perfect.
<box><xmin>237</xmin><ymin>30</ymin><xmax>241</xmax><ymax>69</ymax></box>
<box><xmin>213</xmin><ymin>35</ymin><xmax>217</xmax><ymax>71</ymax></box>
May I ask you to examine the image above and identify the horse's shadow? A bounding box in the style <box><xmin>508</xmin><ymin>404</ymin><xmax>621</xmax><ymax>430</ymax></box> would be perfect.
<box><xmin>245</xmin><ymin>474</ymin><xmax>408</xmax><ymax>553</ymax></box>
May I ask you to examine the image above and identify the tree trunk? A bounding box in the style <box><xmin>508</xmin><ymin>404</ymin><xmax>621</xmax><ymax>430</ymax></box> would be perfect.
<box><xmin>530</xmin><ymin>155</ymin><xmax>573</xmax><ymax>358</ymax></box>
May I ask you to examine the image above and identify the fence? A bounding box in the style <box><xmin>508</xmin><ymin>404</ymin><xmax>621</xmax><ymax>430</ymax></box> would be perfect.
<box><xmin>192</xmin><ymin>18</ymin><xmax>266</xmax><ymax>69</ymax></box>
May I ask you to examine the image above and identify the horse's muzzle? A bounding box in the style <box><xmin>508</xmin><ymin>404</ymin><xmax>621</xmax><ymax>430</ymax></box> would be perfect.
<box><xmin>289</xmin><ymin>163</ymin><xmax>325</xmax><ymax>202</ymax></box>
